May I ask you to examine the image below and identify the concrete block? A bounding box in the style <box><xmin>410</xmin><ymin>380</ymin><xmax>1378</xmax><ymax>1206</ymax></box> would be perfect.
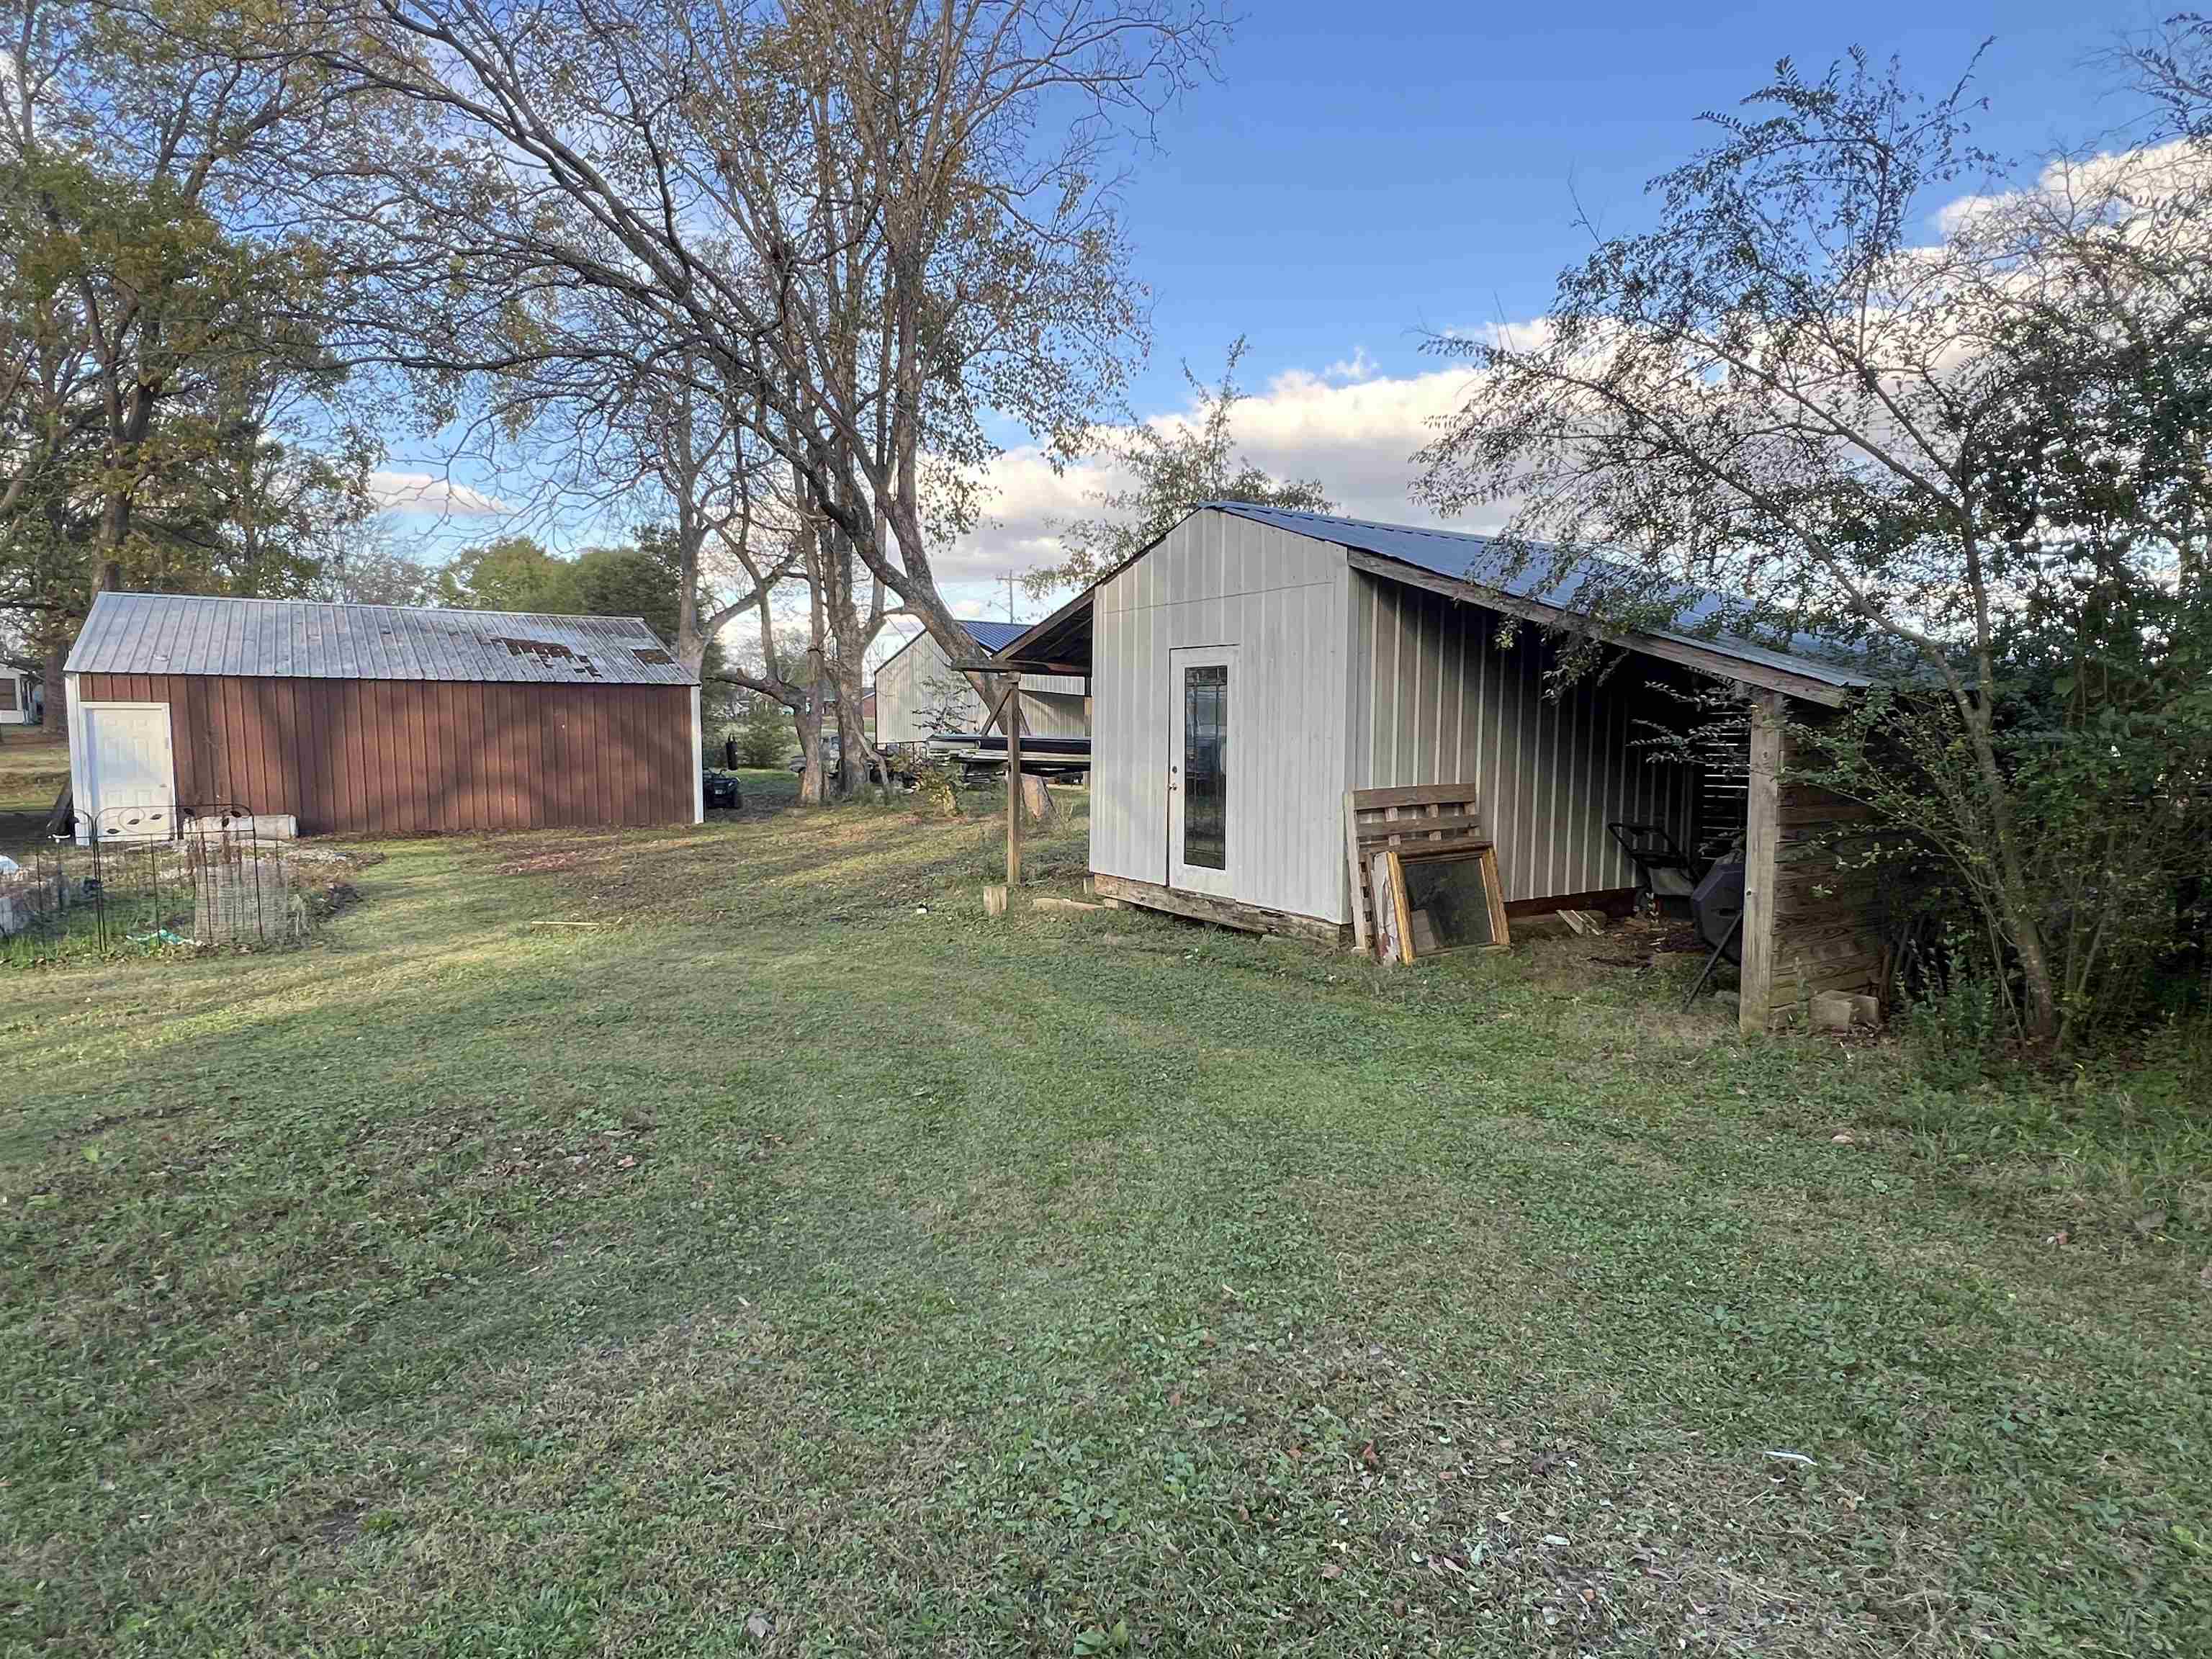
<box><xmin>187</xmin><ymin>812</ymin><xmax>297</xmax><ymax>841</ymax></box>
<box><xmin>1809</xmin><ymin>990</ymin><xmax>1856</xmax><ymax>1032</ymax></box>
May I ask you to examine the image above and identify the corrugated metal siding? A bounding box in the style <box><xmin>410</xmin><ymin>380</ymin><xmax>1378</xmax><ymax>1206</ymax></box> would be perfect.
<box><xmin>76</xmin><ymin>673</ymin><xmax>693</xmax><ymax>835</ymax></box>
<box><xmin>1092</xmin><ymin>511</ymin><xmax>1350</xmax><ymax>921</ymax></box>
<box><xmin>875</xmin><ymin>627</ymin><xmax>1086</xmax><ymax>743</ymax></box>
<box><xmin>68</xmin><ymin>592</ymin><xmax>695</xmax><ymax>685</ymax></box>
<box><xmin>1347</xmin><ymin>575</ymin><xmax>1694</xmax><ymax>904</ymax></box>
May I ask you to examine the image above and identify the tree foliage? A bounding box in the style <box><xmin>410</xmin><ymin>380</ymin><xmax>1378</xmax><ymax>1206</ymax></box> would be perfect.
<box><xmin>1416</xmin><ymin>38</ymin><xmax>2212</xmax><ymax>1047</ymax></box>
<box><xmin>0</xmin><ymin>0</ymin><xmax>382</xmax><ymax>714</ymax></box>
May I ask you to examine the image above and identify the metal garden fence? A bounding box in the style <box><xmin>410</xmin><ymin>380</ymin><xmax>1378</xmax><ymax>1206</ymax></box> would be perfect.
<box><xmin>1</xmin><ymin>803</ymin><xmax>299</xmax><ymax>966</ymax></box>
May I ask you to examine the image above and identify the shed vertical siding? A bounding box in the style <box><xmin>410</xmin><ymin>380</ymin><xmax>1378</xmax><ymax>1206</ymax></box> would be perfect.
<box><xmin>875</xmin><ymin>629</ymin><xmax>1087</xmax><ymax>743</ymax></box>
<box><xmin>73</xmin><ymin>673</ymin><xmax>692</xmax><ymax>835</ymax></box>
<box><xmin>1092</xmin><ymin>511</ymin><xmax>1352</xmax><ymax>922</ymax></box>
<box><xmin>1346</xmin><ymin>575</ymin><xmax>1694</xmax><ymax>904</ymax></box>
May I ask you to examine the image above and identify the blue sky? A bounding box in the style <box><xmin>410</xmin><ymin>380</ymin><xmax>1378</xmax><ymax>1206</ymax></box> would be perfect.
<box><xmin>1118</xmin><ymin>0</ymin><xmax>2136</xmax><ymax>406</ymax></box>
<box><xmin>377</xmin><ymin>2</ymin><xmax>2158</xmax><ymax>632</ymax></box>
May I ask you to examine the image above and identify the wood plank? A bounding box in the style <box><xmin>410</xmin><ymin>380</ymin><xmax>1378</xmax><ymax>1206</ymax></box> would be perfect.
<box><xmin>1738</xmin><ymin>691</ymin><xmax>1781</xmax><ymax>1035</ymax></box>
<box><xmin>1353</xmin><ymin>809</ymin><xmax>1488</xmax><ymax>842</ymax></box>
<box><xmin>1774</xmin><ymin>914</ymin><xmax>1887</xmax><ymax>948</ymax></box>
<box><xmin>1778</xmin><ymin>933</ymin><xmax>1887</xmax><ymax>969</ymax></box>
<box><xmin>1772</xmin><ymin>959</ymin><xmax>1887</xmax><ymax>1004</ymax></box>
<box><xmin>1773</xmin><ymin>876</ymin><xmax>1883</xmax><ymax>907</ymax></box>
<box><xmin>1480</xmin><ymin>842</ymin><xmax>1511</xmax><ymax>946</ymax></box>
<box><xmin>1388</xmin><ymin>849</ymin><xmax>1416</xmax><ymax>962</ymax></box>
<box><xmin>1342</xmin><ymin>791</ymin><xmax>1372</xmax><ymax>958</ymax></box>
<box><xmin>1349</xmin><ymin>782</ymin><xmax>1484</xmax><ymax>811</ymax></box>
<box><xmin>1092</xmin><ymin>872</ymin><xmax>1349</xmax><ymax>945</ymax></box>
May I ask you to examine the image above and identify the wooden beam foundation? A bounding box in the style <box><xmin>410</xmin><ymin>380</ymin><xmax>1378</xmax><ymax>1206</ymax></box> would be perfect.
<box><xmin>1090</xmin><ymin>873</ymin><xmax>1350</xmax><ymax>945</ymax></box>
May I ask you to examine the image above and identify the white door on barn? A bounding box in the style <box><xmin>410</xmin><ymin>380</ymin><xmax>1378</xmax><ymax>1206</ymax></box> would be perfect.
<box><xmin>1168</xmin><ymin>644</ymin><xmax>1237</xmax><ymax>898</ymax></box>
<box><xmin>82</xmin><ymin>703</ymin><xmax>176</xmax><ymax>840</ymax></box>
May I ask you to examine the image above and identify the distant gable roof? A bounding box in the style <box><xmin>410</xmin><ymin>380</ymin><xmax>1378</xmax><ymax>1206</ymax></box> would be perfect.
<box><xmin>875</xmin><ymin>616</ymin><xmax>1034</xmax><ymax>677</ymax></box>
<box><xmin>1205</xmin><ymin>503</ymin><xmax>1872</xmax><ymax>697</ymax></box>
<box><xmin>958</xmin><ymin>620</ymin><xmax>1030</xmax><ymax>652</ymax></box>
<box><xmin>66</xmin><ymin>591</ymin><xmax>696</xmax><ymax>685</ymax></box>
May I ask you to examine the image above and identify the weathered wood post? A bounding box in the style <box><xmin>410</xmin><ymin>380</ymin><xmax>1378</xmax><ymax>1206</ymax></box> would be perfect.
<box><xmin>1005</xmin><ymin>685</ymin><xmax>1022</xmax><ymax>890</ymax></box>
<box><xmin>1739</xmin><ymin>691</ymin><xmax>1783</xmax><ymax>1035</ymax></box>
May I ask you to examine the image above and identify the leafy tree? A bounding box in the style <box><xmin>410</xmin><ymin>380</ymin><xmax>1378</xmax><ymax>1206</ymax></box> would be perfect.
<box><xmin>1416</xmin><ymin>46</ymin><xmax>2212</xmax><ymax>1048</ymax></box>
<box><xmin>572</xmin><ymin>528</ymin><xmax>730</xmax><ymax>701</ymax></box>
<box><xmin>729</xmin><ymin>691</ymin><xmax>792</xmax><ymax>769</ymax></box>
<box><xmin>433</xmin><ymin>536</ymin><xmax>580</xmax><ymax>614</ymax></box>
<box><xmin>1025</xmin><ymin>338</ymin><xmax>1334</xmax><ymax>598</ymax></box>
<box><xmin>0</xmin><ymin>0</ymin><xmax>382</xmax><ymax>722</ymax></box>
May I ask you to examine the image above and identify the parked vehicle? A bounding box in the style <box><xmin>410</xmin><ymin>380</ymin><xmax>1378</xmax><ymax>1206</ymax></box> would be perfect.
<box><xmin>702</xmin><ymin>770</ymin><xmax>743</xmax><ymax>810</ymax></box>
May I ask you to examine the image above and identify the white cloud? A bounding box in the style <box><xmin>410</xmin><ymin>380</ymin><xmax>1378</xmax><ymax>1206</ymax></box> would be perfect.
<box><xmin>935</xmin><ymin>356</ymin><xmax>1496</xmax><ymax>601</ymax></box>
<box><xmin>367</xmin><ymin>470</ymin><xmax>510</xmax><ymax>516</ymax></box>
<box><xmin>1321</xmin><ymin>346</ymin><xmax>1378</xmax><ymax>384</ymax></box>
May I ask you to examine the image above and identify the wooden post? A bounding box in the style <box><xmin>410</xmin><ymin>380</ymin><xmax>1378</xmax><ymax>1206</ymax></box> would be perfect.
<box><xmin>1739</xmin><ymin>691</ymin><xmax>1783</xmax><ymax>1035</ymax></box>
<box><xmin>1005</xmin><ymin>683</ymin><xmax>1022</xmax><ymax>889</ymax></box>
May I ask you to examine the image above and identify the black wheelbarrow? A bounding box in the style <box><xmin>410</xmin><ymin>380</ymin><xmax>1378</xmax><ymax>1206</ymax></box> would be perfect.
<box><xmin>1608</xmin><ymin>822</ymin><xmax>1704</xmax><ymax>917</ymax></box>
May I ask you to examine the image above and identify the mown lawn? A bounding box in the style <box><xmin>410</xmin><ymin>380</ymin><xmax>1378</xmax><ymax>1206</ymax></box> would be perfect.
<box><xmin>4</xmin><ymin>776</ymin><xmax>2208</xmax><ymax>1657</ymax></box>
<box><xmin>0</xmin><ymin>726</ymin><xmax>66</xmax><ymax>849</ymax></box>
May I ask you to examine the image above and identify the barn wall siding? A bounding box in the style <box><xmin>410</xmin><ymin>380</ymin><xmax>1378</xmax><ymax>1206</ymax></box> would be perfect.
<box><xmin>1346</xmin><ymin>575</ymin><xmax>1696</xmax><ymax>904</ymax></box>
<box><xmin>1091</xmin><ymin>511</ymin><xmax>1351</xmax><ymax>922</ymax></box>
<box><xmin>76</xmin><ymin>673</ymin><xmax>693</xmax><ymax>835</ymax></box>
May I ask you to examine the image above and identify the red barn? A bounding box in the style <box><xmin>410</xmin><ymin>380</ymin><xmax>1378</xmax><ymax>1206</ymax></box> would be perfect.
<box><xmin>64</xmin><ymin>591</ymin><xmax>702</xmax><ymax>841</ymax></box>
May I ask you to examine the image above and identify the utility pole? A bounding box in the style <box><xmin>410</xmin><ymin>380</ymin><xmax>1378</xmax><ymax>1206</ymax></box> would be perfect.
<box><xmin>1000</xmin><ymin>572</ymin><xmax>1017</xmax><ymax>622</ymax></box>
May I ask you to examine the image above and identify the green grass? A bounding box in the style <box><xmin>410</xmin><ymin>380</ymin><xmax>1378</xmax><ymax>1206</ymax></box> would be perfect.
<box><xmin>5</xmin><ymin>774</ymin><xmax>2209</xmax><ymax>1657</ymax></box>
<box><xmin>0</xmin><ymin>726</ymin><xmax>66</xmax><ymax>848</ymax></box>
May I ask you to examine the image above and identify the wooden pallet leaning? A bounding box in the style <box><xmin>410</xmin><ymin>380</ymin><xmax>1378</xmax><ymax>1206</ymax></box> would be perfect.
<box><xmin>1343</xmin><ymin>783</ymin><xmax>1511</xmax><ymax>960</ymax></box>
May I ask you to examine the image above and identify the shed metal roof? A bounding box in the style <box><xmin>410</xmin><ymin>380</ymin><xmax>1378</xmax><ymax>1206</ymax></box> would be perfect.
<box><xmin>1207</xmin><ymin>503</ymin><xmax>1872</xmax><ymax>693</ymax></box>
<box><xmin>66</xmin><ymin>591</ymin><xmax>697</xmax><ymax>685</ymax></box>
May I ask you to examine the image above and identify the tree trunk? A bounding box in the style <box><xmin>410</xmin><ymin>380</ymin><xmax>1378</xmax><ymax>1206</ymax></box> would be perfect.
<box><xmin>794</xmin><ymin>693</ymin><xmax>825</xmax><ymax>806</ymax></box>
<box><xmin>42</xmin><ymin>639</ymin><xmax>68</xmax><ymax>734</ymax></box>
<box><xmin>1961</xmin><ymin>700</ymin><xmax>2062</xmax><ymax>1045</ymax></box>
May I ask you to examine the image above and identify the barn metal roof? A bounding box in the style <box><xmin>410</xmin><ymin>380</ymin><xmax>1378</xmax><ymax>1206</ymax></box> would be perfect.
<box><xmin>66</xmin><ymin>591</ymin><xmax>698</xmax><ymax>685</ymax></box>
<box><xmin>1207</xmin><ymin>503</ymin><xmax>1872</xmax><ymax>692</ymax></box>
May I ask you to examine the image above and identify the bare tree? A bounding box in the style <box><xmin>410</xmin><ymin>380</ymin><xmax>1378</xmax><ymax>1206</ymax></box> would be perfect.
<box><xmin>296</xmin><ymin>0</ymin><xmax>1224</xmax><ymax>765</ymax></box>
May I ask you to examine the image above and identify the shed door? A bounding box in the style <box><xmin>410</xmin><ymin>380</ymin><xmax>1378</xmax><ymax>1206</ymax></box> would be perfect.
<box><xmin>82</xmin><ymin>703</ymin><xmax>176</xmax><ymax>840</ymax></box>
<box><xmin>1168</xmin><ymin>644</ymin><xmax>1237</xmax><ymax>898</ymax></box>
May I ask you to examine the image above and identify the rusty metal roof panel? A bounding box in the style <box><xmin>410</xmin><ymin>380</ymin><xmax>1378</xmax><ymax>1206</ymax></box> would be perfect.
<box><xmin>66</xmin><ymin>592</ymin><xmax>697</xmax><ymax>685</ymax></box>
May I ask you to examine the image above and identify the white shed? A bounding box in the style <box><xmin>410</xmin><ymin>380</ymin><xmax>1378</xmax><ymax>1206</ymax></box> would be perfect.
<box><xmin>873</xmin><ymin>619</ymin><xmax>1087</xmax><ymax>745</ymax></box>
<box><xmin>994</xmin><ymin>504</ymin><xmax>1887</xmax><ymax>1031</ymax></box>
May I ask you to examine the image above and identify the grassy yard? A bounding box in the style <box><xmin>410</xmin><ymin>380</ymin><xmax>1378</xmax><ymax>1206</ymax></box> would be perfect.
<box><xmin>5</xmin><ymin>777</ymin><xmax>2208</xmax><ymax>1657</ymax></box>
<box><xmin>0</xmin><ymin>725</ymin><xmax>66</xmax><ymax>848</ymax></box>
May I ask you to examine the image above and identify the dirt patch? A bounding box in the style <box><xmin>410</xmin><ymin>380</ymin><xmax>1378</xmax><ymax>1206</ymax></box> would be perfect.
<box><xmin>495</xmin><ymin>850</ymin><xmax>585</xmax><ymax>876</ymax></box>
